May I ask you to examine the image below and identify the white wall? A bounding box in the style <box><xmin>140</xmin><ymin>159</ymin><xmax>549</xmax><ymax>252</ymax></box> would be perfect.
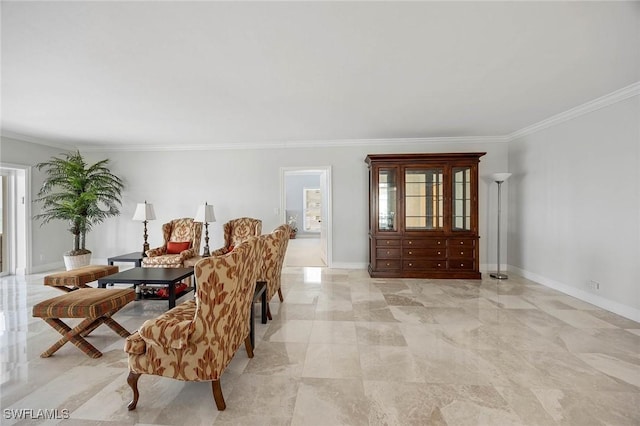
<box><xmin>508</xmin><ymin>94</ymin><xmax>640</xmax><ymax>320</ymax></box>
<box><xmin>0</xmin><ymin>137</ymin><xmax>71</xmax><ymax>272</ymax></box>
<box><xmin>1</xmin><ymin>136</ymin><xmax>508</xmax><ymax>271</ymax></box>
<box><xmin>81</xmin><ymin>140</ymin><xmax>507</xmax><ymax>269</ymax></box>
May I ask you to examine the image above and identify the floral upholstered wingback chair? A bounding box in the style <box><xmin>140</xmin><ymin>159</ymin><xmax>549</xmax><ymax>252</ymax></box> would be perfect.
<box><xmin>258</xmin><ymin>224</ymin><xmax>292</xmax><ymax>320</ymax></box>
<box><xmin>124</xmin><ymin>236</ymin><xmax>262</xmax><ymax>411</ymax></box>
<box><xmin>142</xmin><ymin>218</ymin><xmax>202</xmax><ymax>268</ymax></box>
<box><xmin>211</xmin><ymin>217</ymin><xmax>262</xmax><ymax>256</ymax></box>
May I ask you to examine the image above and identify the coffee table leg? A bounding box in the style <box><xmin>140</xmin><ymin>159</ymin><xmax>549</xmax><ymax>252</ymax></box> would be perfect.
<box><xmin>169</xmin><ymin>283</ymin><xmax>176</xmax><ymax>309</ymax></box>
<box><xmin>261</xmin><ymin>290</ymin><xmax>267</xmax><ymax>324</ymax></box>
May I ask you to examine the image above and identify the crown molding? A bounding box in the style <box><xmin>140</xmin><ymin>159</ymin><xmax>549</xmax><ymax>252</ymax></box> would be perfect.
<box><xmin>4</xmin><ymin>82</ymin><xmax>637</xmax><ymax>151</ymax></box>
<box><xmin>76</xmin><ymin>135</ymin><xmax>508</xmax><ymax>152</ymax></box>
<box><xmin>508</xmin><ymin>81</ymin><xmax>640</xmax><ymax>141</ymax></box>
<box><xmin>1</xmin><ymin>130</ymin><xmax>77</xmax><ymax>151</ymax></box>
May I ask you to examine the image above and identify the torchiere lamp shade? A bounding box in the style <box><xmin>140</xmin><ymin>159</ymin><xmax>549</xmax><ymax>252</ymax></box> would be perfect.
<box><xmin>491</xmin><ymin>172</ymin><xmax>512</xmax><ymax>183</ymax></box>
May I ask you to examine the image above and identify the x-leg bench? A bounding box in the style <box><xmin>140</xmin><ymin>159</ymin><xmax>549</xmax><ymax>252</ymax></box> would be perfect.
<box><xmin>43</xmin><ymin>265</ymin><xmax>119</xmax><ymax>292</ymax></box>
<box><xmin>33</xmin><ymin>288</ymin><xmax>135</xmax><ymax>358</ymax></box>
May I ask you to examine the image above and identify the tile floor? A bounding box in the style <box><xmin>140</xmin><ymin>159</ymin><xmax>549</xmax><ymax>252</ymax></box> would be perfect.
<box><xmin>1</xmin><ymin>267</ymin><xmax>639</xmax><ymax>425</ymax></box>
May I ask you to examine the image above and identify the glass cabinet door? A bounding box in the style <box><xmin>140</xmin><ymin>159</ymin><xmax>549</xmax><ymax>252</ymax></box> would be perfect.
<box><xmin>405</xmin><ymin>168</ymin><xmax>444</xmax><ymax>230</ymax></box>
<box><xmin>377</xmin><ymin>168</ymin><xmax>397</xmax><ymax>231</ymax></box>
<box><xmin>452</xmin><ymin>166</ymin><xmax>472</xmax><ymax>231</ymax></box>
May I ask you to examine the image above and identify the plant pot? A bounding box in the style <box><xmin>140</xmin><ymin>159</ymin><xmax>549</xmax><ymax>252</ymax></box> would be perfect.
<box><xmin>63</xmin><ymin>252</ymin><xmax>92</xmax><ymax>270</ymax></box>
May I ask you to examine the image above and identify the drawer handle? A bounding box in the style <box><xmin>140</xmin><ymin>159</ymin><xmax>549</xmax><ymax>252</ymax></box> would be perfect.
<box><xmin>438</xmin><ymin>241</ymin><xmax>441</xmax><ymax>245</ymax></box>
<box><xmin>460</xmin><ymin>251</ymin><xmax>464</xmax><ymax>255</ymax></box>
<box><xmin>437</xmin><ymin>251</ymin><xmax>441</xmax><ymax>255</ymax></box>
<box><xmin>408</xmin><ymin>251</ymin><xmax>412</xmax><ymax>255</ymax></box>
<box><xmin>408</xmin><ymin>263</ymin><xmax>412</xmax><ymax>267</ymax></box>
<box><xmin>460</xmin><ymin>263</ymin><xmax>464</xmax><ymax>267</ymax></box>
<box><xmin>386</xmin><ymin>241</ymin><xmax>390</xmax><ymax>245</ymax></box>
<box><xmin>408</xmin><ymin>241</ymin><xmax>412</xmax><ymax>245</ymax></box>
<box><xmin>437</xmin><ymin>263</ymin><xmax>441</xmax><ymax>267</ymax></box>
<box><xmin>387</xmin><ymin>251</ymin><xmax>391</xmax><ymax>255</ymax></box>
<box><xmin>460</xmin><ymin>241</ymin><xmax>464</xmax><ymax>245</ymax></box>
<box><xmin>386</xmin><ymin>262</ymin><xmax>390</xmax><ymax>266</ymax></box>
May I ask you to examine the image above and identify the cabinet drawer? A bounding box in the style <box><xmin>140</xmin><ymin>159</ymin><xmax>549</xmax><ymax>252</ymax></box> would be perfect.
<box><xmin>403</xmin><ymin>248</ymin><xmax>445</xmax><ymax>258</ymax></box>
<box><xmin>376</xmin><ymin>248</ymin><xmax>401</xmax><ymax>258</ymax></box>
<box><xmin>376</xmin><ymin>259</ymin><xmax>401</xmax><ymax>270</ymax></box>
<box><xmin>376</xmin><ymin>239</ymin><xmax>400</xmax><ymax>247</ymax></box>
<box><xmin>448</xmin><ymin>260</ymin><xmax>475</xmax><ymax>270</ymax></box>
<box><xmin>449</xmin><ymin>238</ymin><xmax>476</xmax><ymax>247</ymax></box>
<box><xmin>448</xmin><ymin>248</ymin><xmax>475</xmax><ymax>259</ymax></box>
<box><xmin>403</xmin><ymin>260</ymin><xmax>446</xmax><ymax>270</ymax></box>
<box><xmin>403</xmin><ymin>238</ymin><xmax>446</xmax><ymax>248</ymax></box>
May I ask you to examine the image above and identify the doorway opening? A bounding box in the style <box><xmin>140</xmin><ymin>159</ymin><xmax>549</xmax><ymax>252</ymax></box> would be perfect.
<box><xmin>281</xmin><ymin>167</ymin><xmax>331</xmax><ymax>267</ymax></box>
<box><xmin>0</xmin><ymin>163</ymin><xmax>30</xmax><ymax>276</ymax></box>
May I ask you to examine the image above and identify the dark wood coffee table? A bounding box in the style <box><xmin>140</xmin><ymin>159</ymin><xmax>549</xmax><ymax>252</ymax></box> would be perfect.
<box><xmin>97</xmin><ymin>267</ymin><xmax>194</xmax><ymax>309</ymax></box>
<box><xmin>107</xmin><ymin>252</ymin><xmax>144</xmax><ymax>268</ymax></box>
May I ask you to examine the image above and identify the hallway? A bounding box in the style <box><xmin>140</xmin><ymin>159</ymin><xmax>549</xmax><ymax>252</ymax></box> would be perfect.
<box><xmin>284</xmin><ymin>237</ymin><xmax>325</xmax><ymax>267</ymax></box>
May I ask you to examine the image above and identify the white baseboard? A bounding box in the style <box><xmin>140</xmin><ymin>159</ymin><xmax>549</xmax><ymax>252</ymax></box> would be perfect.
<box><xmin>510</xmin><ymin>265</ymin><xmax>640</xmax><ymax>323</ymax></box>
<box><xmin>328</xmin><ymin>262</ymin><xmax>368</xmax><ymax>270</ymax></box>
<box><xmin>30</xmin><ymin>261</ymin><xmax>65</xmax><ymax>274</ymax></box>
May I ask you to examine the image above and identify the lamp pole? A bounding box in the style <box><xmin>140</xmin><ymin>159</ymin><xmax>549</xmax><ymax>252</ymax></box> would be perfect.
<box><xmin>490</xmin><ymin>173</ymin><xmax>511</xmax><ymax>280</ymax></box>
<box><xmin>142</xmin><ymin>219</ymin><xmax>150</xmax><ymax>256</ymax></box>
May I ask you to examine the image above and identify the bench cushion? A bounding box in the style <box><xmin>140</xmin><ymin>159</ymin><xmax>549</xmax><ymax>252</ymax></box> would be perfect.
<box><xmin>33</xmin><ymin>288</ymin><xmax>135</xmax><ymax>319</ymax></box>
<box><xmin>44</xmin><ymin>265</ymin><xmax>119</xmax><ymax>288</ymax></box>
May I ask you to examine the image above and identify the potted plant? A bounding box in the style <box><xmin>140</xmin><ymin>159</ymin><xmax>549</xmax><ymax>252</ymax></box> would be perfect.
<box><xmin>287</xmin><ymin>215</ymin><xmax>298</xmax><ymax>239</ymax></box>
<box><xmin>34</xmin><ymin>150</ymin><xmax>124</xmax><ymax>270</ymax></box>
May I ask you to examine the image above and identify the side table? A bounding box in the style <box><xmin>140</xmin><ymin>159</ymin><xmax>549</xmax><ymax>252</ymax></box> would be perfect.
<box><xmin>251</xmin><ymin>281</ymin><xmax>267</xmax><ymax>348</ymax></box>
<box><xmin>108</xmin><ymin>252</ymin><xmax>144</xmax><ymax>268</ymax></box>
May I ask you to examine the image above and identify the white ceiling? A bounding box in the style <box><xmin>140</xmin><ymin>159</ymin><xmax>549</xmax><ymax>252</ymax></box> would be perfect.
<box><xmin>2</xmin><ymin>1</ymin><xmax>639</xmax><ymax>150</ymax></box>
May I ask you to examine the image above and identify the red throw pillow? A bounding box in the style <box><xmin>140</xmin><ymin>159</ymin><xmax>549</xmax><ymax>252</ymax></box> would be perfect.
<box><xmin>166</xmin><ymin>241</ymin><xmax>191</xmax><ymax>254</ymax></box>
<box><xmin>156</xmin><ymin>283</ymin><xmax>188</xmax><ymax>298</ymax></box>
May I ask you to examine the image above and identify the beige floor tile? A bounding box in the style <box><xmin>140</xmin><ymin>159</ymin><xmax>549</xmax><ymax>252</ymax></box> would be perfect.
<box><xmin>2</xmin><ymin>266</ymin><xmax>639</xmax><ymax>424</ymax></box>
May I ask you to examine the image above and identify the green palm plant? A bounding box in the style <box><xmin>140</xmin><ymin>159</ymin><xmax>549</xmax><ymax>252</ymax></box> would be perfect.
<box><xmin>34</xmin><ymin>150</ymin><xmax>124</xmax><ymax>256</ymax></box>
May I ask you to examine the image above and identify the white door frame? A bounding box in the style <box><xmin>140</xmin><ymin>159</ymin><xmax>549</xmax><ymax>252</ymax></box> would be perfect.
<box><xmin>280</xmin><ymin>166</ymin><xmax>332</xmax><ymax>267</ymax></box>
<box><xmin>0</xmin><ymin>163</ymin><xmax>31</xmax><ymax>275</ymax></box>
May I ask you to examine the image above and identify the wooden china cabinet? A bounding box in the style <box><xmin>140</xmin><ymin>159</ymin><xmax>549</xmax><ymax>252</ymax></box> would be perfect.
<box><xmin>365</xmin><ymin>153</ymin><xmax>486</xmax><ymax>279</ymax></box>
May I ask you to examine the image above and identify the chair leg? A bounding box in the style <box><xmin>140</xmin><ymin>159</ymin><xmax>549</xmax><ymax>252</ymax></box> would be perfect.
<box><xmin>211</xmin><ymin>380</ymin><xmax>226</xmax><ymax>410</ymax></box>
<box><xmin>127</xmin><ymin>371</ymin><xmax>141</xmax><ymax>411</ymax></box>
<box><xmin>266</xmin><ymin>303</ymin><xmax>272</xmax><ymax>321</ymax></box>
<box><xmin>244</xmin><ymin>335</ymin><xmax>254</xmax><ymax>358</ymax></box>
<box><xmin>278</xmin><ymin>288</ymin><xmax>284</xmax><ymax>302</ymax></box>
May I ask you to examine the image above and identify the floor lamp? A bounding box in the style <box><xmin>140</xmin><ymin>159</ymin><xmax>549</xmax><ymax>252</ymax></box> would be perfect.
<box><xmin>490</xmin><ymin>173</ymin><xmax>511</xmax><ymax>280</ymax></box>
<box><xmin>132</xmin><ymin>201</ymin><xmax>156</xmax><ymax>257</ymax></box>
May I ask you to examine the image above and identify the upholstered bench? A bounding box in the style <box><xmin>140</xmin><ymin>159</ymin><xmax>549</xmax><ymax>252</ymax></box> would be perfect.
<box><xmin>33</xmin><ymin>288</ymin><xmax>135</xmax><ymax>358</ymax></box>
<box><xmin>44</xmin><ymin>265</ymin><xmax>119</xmax><ymax>292</ymax></box>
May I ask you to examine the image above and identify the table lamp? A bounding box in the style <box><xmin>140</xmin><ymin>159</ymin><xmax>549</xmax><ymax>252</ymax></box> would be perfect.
<box><xmin>132</xmin><ymin>201</ymin><xmax>156</xmax><ymax>256</ymax></box>
<box><xmin>195</xmin><ymin>202</ymin><xmax>216</xmax><ymax>257</ymax></box>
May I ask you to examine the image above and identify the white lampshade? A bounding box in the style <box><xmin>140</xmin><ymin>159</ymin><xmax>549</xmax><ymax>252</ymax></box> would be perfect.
<box><xmin>132</xmin><ymin>201</ymin><xmax>156</xmax><ymax>221</ymax></box>
<box><xmin>491</xmin><ymin>172</ymin><xmax>512</xmax><ymax>183</ymax></box>
<box><xmin>195</xmin><ymin>202</ymin><xmax>216</xmax><ymax>223</ymax></box>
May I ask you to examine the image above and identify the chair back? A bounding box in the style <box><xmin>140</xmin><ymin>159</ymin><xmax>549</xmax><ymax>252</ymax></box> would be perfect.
<box><xmin>259</xmin><ymin>224</ymin><xmax>291</xmax><ymax>301</ymax></box>
<box><xmin>192</xmin><ymin>236</ymin><xmax>261</xmax><ymax>364</ymax></box>
<box><xmin>223</xmin><ymin>217</ymin><xmax>262</xmax><ymax>248</ymax></box>
<box><xmin>162</xmin><ymin>218</ymin><xmax>202</xmax><ymax>250</ymax></box>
